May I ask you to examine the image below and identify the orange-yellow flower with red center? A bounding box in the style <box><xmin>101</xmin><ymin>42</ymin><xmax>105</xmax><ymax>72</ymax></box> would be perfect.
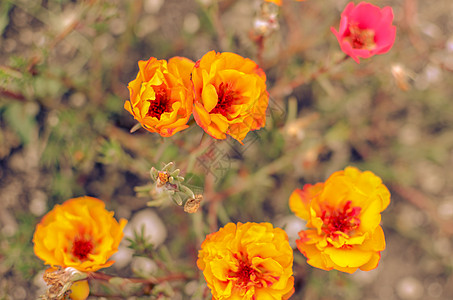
<box><xmin>289</xmin><ymin>167</ymin><xmax>390</xmax><ymax>273</ymax></box>
<box><xmin>125</xmin><ymin>56</ymin><xmax>194</xmax><ymax>137</ymax></box>
<box><xmin>33</xmin><ymin>196</ymin><xmax>127</xmax><ymax>273</ymax></box>
<box><xmin>197</xmin><ymin>222</ymin><xmax>294</xmax><ymax>300</ymax></box>
<box><xmin>192</xmin><ymin>51</ymin><xmax>269</xmax><ymax>142</ymax></box>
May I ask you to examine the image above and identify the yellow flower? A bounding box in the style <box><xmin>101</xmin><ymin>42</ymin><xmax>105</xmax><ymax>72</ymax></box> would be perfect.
<box><xmin>197</xmin><ymin>222</ymin><xmax>294</xmax><ymax>300</ymax></box>
<box><xmin>289</xmin><ymin>167</ymin><xmax>390</xmax><ymax>273</ymax></box>
<box><xmin>33</xmin><ymin>196</ymin><xmax>127</xmax><ymax>273</ymax></box>
<box><xmin>125</xmin><ymin>56</ymin><xmax>194</xmax><ymax>137</ymax></box>
<box><xmin>192</xmin><ymin>51</ymin><xmax>269</xmax><ymax>142</ymax></box>
<box><xmin>70</xmin><ymin>280</ymin><xmax>90</xmax><ymax>300</ymax></box>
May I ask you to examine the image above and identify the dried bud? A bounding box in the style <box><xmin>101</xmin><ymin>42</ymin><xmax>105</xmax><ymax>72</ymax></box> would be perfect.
<box><xmin>184</xmin><ymin>195</ymin><xmax>203</xmax><ymax>213</ymax></box>
<box><xmin>284</xmin><ymin>112</ymin><xmax>319</xmax><ymax>141</ymax></box>
<box><xmin>391</xmin><ymin>64</ymin><xmax>412</xmax><ymax>91</ymax></box>
<box><xmin>139</xmin><ymin>162</ymin><xmax>203</xmax><ymax>210</ymax></box>
<box><xmin>41</xmin><ymin>267</ymin><xmax>87</xmax><ymax>300</ymax></box>
<box><xmin>253</xmin><ymin>2</ymin><xmax>279</xmax><ymax>36</ymax></box>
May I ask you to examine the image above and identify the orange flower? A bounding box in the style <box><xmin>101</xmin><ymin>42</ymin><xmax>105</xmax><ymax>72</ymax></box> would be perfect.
<box><xmin>289</xmin><ymin>167</ymin><xmax>390</xmax><ymax>273</ymax></box>
<box><xmin>125</xmin><ymin>56</ymin><xmax>194</xmax><ymax>137</ymax></box>
<box><xmin>197</xmin><ymin>222</ymin><xmax>294</xmax><ymax>300</ymax></box>
<box><xmin>33</xmin><ymin>196</ymin><xmax>127</xmax><ymax>273</ymax></box>
<box><xmin>192</xmin><ymin>51</ymin><xmax>269</xmax><ymax>142</ymax></box>
<box><xmin>265</xmin><ymin>0</ymin><xmax>306</xmax><ymax>6</ymax></box>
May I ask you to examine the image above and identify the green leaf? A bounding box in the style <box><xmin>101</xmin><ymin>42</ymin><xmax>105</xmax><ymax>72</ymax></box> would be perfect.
<box><xmin>2</xmin><ymin>103</ymin><xmax>38</xmax><ymax>145</ymax></box>
<box><xmin>0</xmin><ymin>1</ymin><xmax>13</xmax><ymax>36</ymax></box>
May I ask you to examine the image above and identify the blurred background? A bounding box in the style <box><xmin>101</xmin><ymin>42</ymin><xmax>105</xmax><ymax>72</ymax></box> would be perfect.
<box><xmin>1</xmin><ymin>0</ymin><xmax>453</xmax><ymax>299</ymax></box>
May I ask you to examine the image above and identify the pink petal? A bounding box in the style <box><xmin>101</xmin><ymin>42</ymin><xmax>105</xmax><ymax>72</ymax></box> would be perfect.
<box><xmin>339</xmin><ymin>41</ymin><xmax>361</xmax><ymax>63</ymax></box>
<box><xmin>342</xmin><ymin>2</ymin><xmax>356</xmax><ymax>17</ymax></box>
<box><xmin>349</xmin><ymin>3</ymin><xmax>382</xmax><ymax>30</ymax></box>
<box><xmin>339</xmin><ymin>15</ymin><xmax>350</xmax><ymax>36</ymax></box>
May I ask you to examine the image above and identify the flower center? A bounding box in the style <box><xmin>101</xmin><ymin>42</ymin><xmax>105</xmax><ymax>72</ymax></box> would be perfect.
<box><xmin>158</xmin><ymin>171</ymin><xmax>169</xmax><ymax>184</ymax></box>
<box><xmin>321</xmin><ymin>201</ymin><xmax>361</xmax><ymax>237</ymax></box>
<box><xmin>230</xmin><ymin>253</ymin><xmax>278</xmax><ymax>291</ymax></box>
<box><xmin>146</xmin><ymin>87</ymin><xmax>171</xmax><ymax>120</ymax></box>
<box><xmin>72</xmin><ymin>237</ymin><xmax>94</xmax><ymax>261</ymax></box>
<box><xmin>345</xmin><ymin>25</ymin><xmax>376</xmax><ymax>50</ymax></box>
<box><xmin>237</xmin><ymin>261</ymin><xmax>255</xmax><ymax>287</ymax></box>
<box><xmin>211</xmin><ymin>82</ymin><xmax>239</xmax><ymax>116</ymax></box>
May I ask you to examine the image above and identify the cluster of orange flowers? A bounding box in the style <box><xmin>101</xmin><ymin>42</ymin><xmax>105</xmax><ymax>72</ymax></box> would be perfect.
<box><xmin>33</xmin><ymin>167</ymin><xmax>390</xmax><ymax>299</ymax></box>
<box><xmin>125</xmin><ymin>1</ymin><xmax>396</xmax><ymax>143</ymax></box>
<box><xmin>32</xmin><ymin>2</ymin><xmax>396</xmax><ymax>297</ymax></box>
<box><xmin>125</xmin><ymin>50</ymin><xmax>269</xmax><ymax>142</ymax></box>
<box><xmin>198</xmin><ymin>167</ymin><xmax>390</xmax><ymax>299</ymax></box>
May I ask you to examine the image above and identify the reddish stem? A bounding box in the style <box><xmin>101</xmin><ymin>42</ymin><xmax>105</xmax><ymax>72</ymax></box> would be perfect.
<box><xmin>0</xmin><ymin>88</ymin><xmax>26</xmax><ymax>102</ymax></box>
<box><xmin>269</xmin><ymin>54</ymin><xmax>349</xmax><ymax>98</ymax></box>
<box><xmin>89</xmin><ymin>271</ymin><xmax>188</xmax><ymax>285</ymax></box>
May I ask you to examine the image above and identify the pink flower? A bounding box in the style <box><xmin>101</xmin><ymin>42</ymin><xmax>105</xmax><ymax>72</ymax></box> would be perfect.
<box><xmin>331</xmin><ymin>2</ymin><xmax>396</xmax><ymax>63</ymax></box>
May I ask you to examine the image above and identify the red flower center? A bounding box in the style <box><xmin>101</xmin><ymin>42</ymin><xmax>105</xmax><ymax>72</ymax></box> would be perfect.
<box><xmin>345</xmin><ymin>25</ymin><xmax>376</xmax><ymax>50</ymax></box>
<box><xmin>72</xmin><ymin>237</ymin><xmax>94</xmax><ymax>261</ymax></box>
<box><xmin>237</xmin><ymin>260</ymin><xmax>255</xmax><ymax>287</ymax></box>
<box><xmin>230</xmin><ymin>253</ymin><xmax>278</xmax><ymax>290</ymax></box>
<box><xmin>211</xmin><ymin>82</ymin><xmax>240</xmax><ymax>116</ymax></box>
<box><xmin>321</xmin><ymin>201</ymin><xmax>361</xmax><ymax>237</ymax></box>
<box><xmin>146</xmin><ymin>87</ymin><xmax>172</xmax><ymax>120</ymax></box>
